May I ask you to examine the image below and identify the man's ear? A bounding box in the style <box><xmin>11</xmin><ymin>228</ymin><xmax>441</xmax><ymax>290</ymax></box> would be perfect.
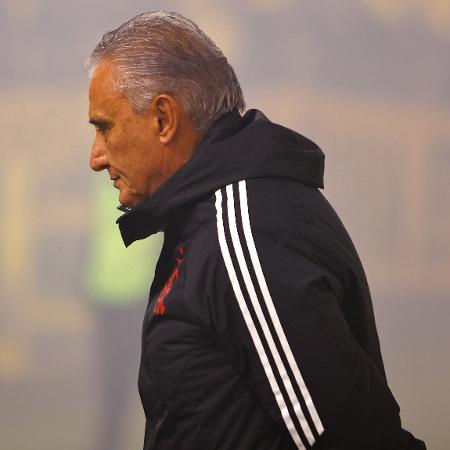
<box><xmin>152</xmin><ymin>94</ymin><xmax>179</xmax><ymax>144</ymax></box>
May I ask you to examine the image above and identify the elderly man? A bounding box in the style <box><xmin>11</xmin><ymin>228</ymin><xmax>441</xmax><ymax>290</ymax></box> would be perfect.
<box><xmin>87</xmin><ymin>10</ymin><xmax>425</xmax><ymax>450</ymax></box>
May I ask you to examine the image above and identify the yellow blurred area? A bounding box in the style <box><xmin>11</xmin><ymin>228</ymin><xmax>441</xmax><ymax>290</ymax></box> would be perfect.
<box><xmin>1</xmin><ymin>0</ymin><xmax>40</xmax><ymax>23</ymax></box>
<box><xmin>246</xmin><ymin>0</ymin><xmax>295</xmax><ymax>12</ymax></box>
<box><xmin>364</xmin><ymin>0</ymin><xmax>450</xmax><ymax>36</ymax></box>
<box><xmin>1</xmin><ymin>159</ymin><xmax>31</xmax><ymax>290</ymax></box>
<box><xmin>0</xmin><ymin>334</ymin><xmax>31</xmax><ymax>381</ymax></box>
<box><xmin>182</xmin><ymin>1</ymin><xmax>246</xmax><ymax>63</ymax></box>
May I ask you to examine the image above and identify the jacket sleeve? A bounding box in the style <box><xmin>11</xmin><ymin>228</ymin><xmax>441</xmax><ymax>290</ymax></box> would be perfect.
<box><xmin>212</xmin><ymin>186</ymin><xmax>404</xmax><ymax>450</ymax></box>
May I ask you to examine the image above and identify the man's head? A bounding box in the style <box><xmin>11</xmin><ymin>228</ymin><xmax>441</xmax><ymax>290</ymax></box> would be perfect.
<box><xmin>87</xmin><ymin>10</ymin><xmax>245</xmax><ymax>207</ymax></box>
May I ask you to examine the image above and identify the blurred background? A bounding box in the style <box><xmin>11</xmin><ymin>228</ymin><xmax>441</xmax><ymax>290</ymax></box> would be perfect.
<box><xmin>0</xmin><ymin>1</ymin><xmax>449</xmax><ymax>449</ymax></box>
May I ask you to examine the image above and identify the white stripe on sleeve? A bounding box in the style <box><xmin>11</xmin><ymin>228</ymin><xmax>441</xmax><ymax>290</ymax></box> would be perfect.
<box><xmin>215</xmin><ymin>188</ymin><xmax>308</xmax><ymax>450</ymax></box>
<box><xmin>238</xmin><ymin>180</ymin><xmax>324</xmax><ymax>436</ymax></box>
<box><xmin>225</xmin><ymin>184</ymin><xmax>317</xmax><ymax>446</ymax></box>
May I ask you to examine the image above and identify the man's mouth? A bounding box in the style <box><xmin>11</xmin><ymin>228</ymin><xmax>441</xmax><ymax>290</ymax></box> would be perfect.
<box><xmin>109</xmin><ymin>175</ymin><xmax>120</xmax><ymax>189</ymax></box>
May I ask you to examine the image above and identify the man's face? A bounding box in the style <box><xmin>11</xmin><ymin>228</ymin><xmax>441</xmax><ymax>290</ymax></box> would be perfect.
<box><xmin>88</xmin><ymin>61</ymin><xmax>169</xmax><ymax>207</ymax></box>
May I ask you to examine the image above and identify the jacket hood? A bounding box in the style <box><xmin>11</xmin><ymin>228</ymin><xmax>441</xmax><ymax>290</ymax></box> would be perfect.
<box><xmin>118</xmin><ymin>109</ymin><xmax>325</xmax><ymax>246</ymax></box>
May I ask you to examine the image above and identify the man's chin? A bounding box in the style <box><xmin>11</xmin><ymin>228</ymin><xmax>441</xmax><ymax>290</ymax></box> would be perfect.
<box><xmin>118</xmin><ymin>189</ymin><xmax>144</xmax><ymax>210</ymax></box>
<box><xmin>118</xmin><ymin>190</ymin><xmax>136</xmax><ymax>209</ymax></box>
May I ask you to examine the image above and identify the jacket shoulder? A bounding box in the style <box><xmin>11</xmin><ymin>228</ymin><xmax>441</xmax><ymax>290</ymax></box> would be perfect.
<box><xmin>244</xmin><ymin>178</ymin><xmax>365</xmax><ymax>281</ymax></box>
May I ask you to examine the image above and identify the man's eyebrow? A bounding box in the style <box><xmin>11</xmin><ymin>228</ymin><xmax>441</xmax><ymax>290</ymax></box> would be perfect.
<box><xmin>89</xmin><ymin>117</ymin><xmax>113</xmax><ymax>128</ymax></box>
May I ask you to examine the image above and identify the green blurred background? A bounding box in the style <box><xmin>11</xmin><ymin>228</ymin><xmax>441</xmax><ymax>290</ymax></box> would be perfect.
<box><xmin>1</xmin><ymin>1</ymin><xmax>449</xmax><ymax>449</ymax></box>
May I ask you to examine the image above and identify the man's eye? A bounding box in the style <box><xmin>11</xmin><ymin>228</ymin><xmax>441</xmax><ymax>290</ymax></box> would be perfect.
<box><xmin>89</xmin><ymin>119</ymin><xmax>113</xmax><ymax>134</ymax></box>
<box><xmin>96</xmin><ymin>125</ymin><xmax>110</xmax><ymax>134</ymax></box>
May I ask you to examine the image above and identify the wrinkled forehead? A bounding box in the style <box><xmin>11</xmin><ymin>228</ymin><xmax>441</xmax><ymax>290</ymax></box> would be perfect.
<box><xmin>88</xmin><ymin>60</ymin><xmax>137</xmax><ymax>123</ymax></box>
<box><xmin>89</xmin><ymin>61</ymin><xmax>116</xmax><ymax>100</ymax></box>
<box><xmin>88</xmin><ymin>60</ymin><xmax>126</xmax><ymax>118</ymax></box>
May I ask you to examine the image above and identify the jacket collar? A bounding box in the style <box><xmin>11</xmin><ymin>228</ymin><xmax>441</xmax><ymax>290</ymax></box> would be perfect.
<box><xmin>117</xmin><ymin>109</ymin><xmax>324</xmax><ymax>246</ymax></box>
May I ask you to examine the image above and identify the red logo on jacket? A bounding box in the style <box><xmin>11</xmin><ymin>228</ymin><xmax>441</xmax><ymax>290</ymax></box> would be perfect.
<box><xmin>154</xmin><ymin>245</ymin><xmax>184</xmax><ymax>315</ymax></box>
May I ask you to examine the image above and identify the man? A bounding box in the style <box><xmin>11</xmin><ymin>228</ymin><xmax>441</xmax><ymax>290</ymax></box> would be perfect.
<box><xmin>87</xmin><ymin>10</ymin><xmax>425</xmax><ymax>450</ymax></box>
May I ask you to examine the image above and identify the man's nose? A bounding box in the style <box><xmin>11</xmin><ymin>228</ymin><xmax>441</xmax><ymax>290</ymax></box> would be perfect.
<box><xmin>89</xmin><ymin>141</ymin><xmax>108</xmax><ymax>172</ymax></box>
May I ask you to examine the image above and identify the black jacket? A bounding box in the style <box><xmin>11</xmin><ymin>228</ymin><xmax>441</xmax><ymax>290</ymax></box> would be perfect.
<box><xmin>118</xmin><ymin>110</ymin><xmax>425</xmax><ymax>450</ymax></box>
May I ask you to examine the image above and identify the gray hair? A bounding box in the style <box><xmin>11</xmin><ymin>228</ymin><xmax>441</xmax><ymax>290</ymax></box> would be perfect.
<box><xmin>86</xmin><ymin>10</ymin><xmax>245</xmax><ymax>133</ymax></box>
